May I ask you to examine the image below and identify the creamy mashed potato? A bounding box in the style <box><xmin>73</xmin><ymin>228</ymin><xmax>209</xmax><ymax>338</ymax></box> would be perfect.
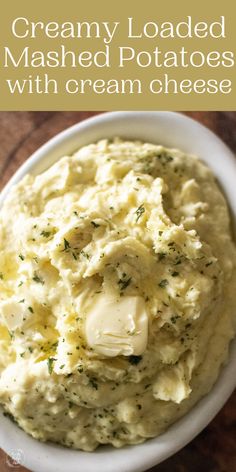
<box><xmin>0</xmin><ymin>139</ymin><xmax>235</xmax><ymax>451</ymax></box>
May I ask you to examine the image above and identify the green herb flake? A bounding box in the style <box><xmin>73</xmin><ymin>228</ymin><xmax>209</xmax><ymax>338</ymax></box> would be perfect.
<box><xmin>118</xmin><ymin>276</ymin><xmax>132</xmax><ymax>291</ymax></box>
<box><xmin>0</xmin><ymin>273</ymin><xmax>4</xmax><ymax>280</ymax></box>
<box><xmin>205</xmin><ymin>261</ymin><xmax>213</xmax><ymax>267</ymax></box>
<box><xmin>40</xmin><ymin>230</ymin><xmax>51</xmax><ymax>238</ymax></box>
<box><xmin>170</xmin><ymin>315</ymin><xmax>180</xmax><ymax>324</ymax></box>
<box><xmin>80</xmin><ymin>250</ymin><xmax>90</xmax><ymax>260</ymax></box>
<box><xmin>128</xmin><ymin>355</ymin><xmax>142</xmax><ymax>365</ymax></box>
<box><xmin>63</xmin><ymin>238</ymin><xmax>71</xmax><ymax>251</ymax></box>
<box><xmin>91</xmin><ymin>221</ymin><xmax>100</xmax><ymax>228</ymax></box>
<box><xmin>90</xmin><ymin>378</ymin><xmax>98</xmax><ymax>390</ymax></box>
<box><xmin>28</xmin><ymin>306</ymin><xmax>34</xmax><ymax>313</ymax></box>
<box><xmin>156</xmin><ymin>152</ymin><xmax>174</xmax><ymax>164</ymax></box>
<box><xmin>174</xmin><ymin>258</ymin><xmax>182</xmax><ymax>265</ymax></box>
<box><xmin>19</xmin><ymin>254</ymin><xmax>25</xmax><ymax>261</ymax></box>
<box><xmin>47</xmin><ymin>357</ymin><xmax>56</xmax><ymax>375</ymax></box>
<box><xmin>158</xmin><ymin>252</ymin><xmax>166</xmax><ymax>261</ymax></box>
<box><xmin>135</xmin><ymin>204</ymin><xmax>145</xmax><ymax>223</ymax></box>
<box><xmin>158</xmin><ymin>279</ymin><xmax>169</xmax><ymax>288</ymax></box>
<box><xmin>171</xmin><ymin>271</ymin><xmax>179</xmax><ymax>277</ymax></box>
<box><xmin>32</xmin><ymin>272</ymin><xmax>44</xmax><ymax>285</ymax></box>
<box><xmin>3</xmin><ymin>411</ymin><xmax>17</xmax><ymax>423</ymax></box>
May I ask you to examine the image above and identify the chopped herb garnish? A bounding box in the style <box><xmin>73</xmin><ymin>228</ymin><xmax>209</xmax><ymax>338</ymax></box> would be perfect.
<box><xmin>157</xmin><ymin>152</ymin><xmax>173</xmax><ymax>164</ymax></box>
<box><xmin>128</xmin><ymin>355</ymin><xmax>142</xmax><ymax>365</ymax></box>
<box><xmin>40</xmin><ymin>231</ymin><xmax>51</xmax><ymax>238</ymax></box>
<box><xmin>171</xmin><ymin>271</ymin><xmax>179</xmax><ymax>277</ymax></box>
<box><xmin>91</xmin><ymin>221</ymin><xmax>100</xmax><ymax>228</ymax></box>
<box><xmin>90</xmin><ymin>378</ymin><xmax>98</xmax><ymax>390</ymax></box>
<box><xmin>118</xmin><ymin>276</ymin><xmax>132</xmax><ymax>291</ymax></box>
<box><xmin>158</xmin><ymin>252</ymin><xmax>166</xmax><ymax>261</ymax></box>
<box><xmin>63</xmin><ymin>238</ymin><xmax>71</xmax><ymax>251</ymax></box>
<box><xmin>3</xmin><ymin>412</ymin><xmax>17</xmax><ymax>423</ymax></box>
<box><xmin>32</xmin><ymin>272</ymin><xmax>44</xmax><ymax>285</ymax></box>
<box><xmin>59</xmin><ymin>364</ymin><xmax>65</xmax><ymax>369</ymax></box>
<box><xmin>19</xmin><ymin>254</ymin><xmax>25</xmax><ymax>261</ymax></box>
<box><xmin>0</xmin><ymin>273</ymin><xmax>3</xmax><ymax>280</ymax></box>
<box><xmin>174</xmin><ymin>258</ymin><xmax>182</xmax><ymax>265</ymax></box>
<box><xmin>158</xmin><ymin>279</ymin><xmax>169</xmax><ymax>288</ymax></box>
<box><xmin>135</xmin><ymin>204</ymin><xmax>145</xmax><ymax>222</ymax></box>
<box><xmin>80</xmin><ymin>250</ymin><xmax>90</xmax><ymax>260</ymax></box>
<box><xmin>185</xmin><ymin>323</ymin><xmax>192</xmax><ymax>329</ymax></box>
<box><xmin>28</xmin><ymin>306</ymin><xmax>34</xmax><ymax>313</ymax></box>
<box><xmin>47</xmin><ymin>357</ymin><xmax>56</xmax><ymax>375</ymax></box>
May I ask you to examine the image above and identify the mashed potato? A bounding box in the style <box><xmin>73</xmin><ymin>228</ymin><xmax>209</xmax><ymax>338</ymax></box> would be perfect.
<box><xmin>0</xmin><ymin>139</ymin><xmax>235</xmax><ymax>451</ymax></box>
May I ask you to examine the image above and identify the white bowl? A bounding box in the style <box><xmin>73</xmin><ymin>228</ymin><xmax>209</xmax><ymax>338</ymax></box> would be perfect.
<box><xmin>0</xmin><ymin>111</ymin><xmax>235</xmax><ymax>472</ymax></box>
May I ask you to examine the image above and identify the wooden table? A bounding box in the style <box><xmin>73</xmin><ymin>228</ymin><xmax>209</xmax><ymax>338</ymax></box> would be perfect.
<box><xmin>0</xmin><ymin>111</ymin><xmax>235</xmax><ymax>472</ymax></box>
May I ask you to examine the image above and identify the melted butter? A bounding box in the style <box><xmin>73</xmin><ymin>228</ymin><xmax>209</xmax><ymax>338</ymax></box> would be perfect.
<box><xmin>85</xmin><ymin>295</ymin><xmax>148</xmax><ymax>357</ymax></box>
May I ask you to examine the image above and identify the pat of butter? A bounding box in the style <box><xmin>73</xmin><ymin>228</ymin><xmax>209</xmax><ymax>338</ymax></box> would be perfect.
<box><xmin>1</xmin><ymin>299</ymin><xmax>26</xmax><ymax>330</ymax></box>
<box><xmin>85</xmin><ymin>295</ymin><xmax>148</xmax><ymax>357</ymax></box>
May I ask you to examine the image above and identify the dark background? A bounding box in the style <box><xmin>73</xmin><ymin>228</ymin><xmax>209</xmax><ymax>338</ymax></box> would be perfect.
<box><xmin>0</xmin><ymin>111</ymin><xmax>235</xmax><ymax>472</ymax></box>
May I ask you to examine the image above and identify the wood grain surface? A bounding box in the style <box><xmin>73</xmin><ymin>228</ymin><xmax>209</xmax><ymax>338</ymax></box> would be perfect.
<box><xmin>0</xmin><ymin>111</ymin><xmax>235</xmax><ymax>472</ymax></box>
